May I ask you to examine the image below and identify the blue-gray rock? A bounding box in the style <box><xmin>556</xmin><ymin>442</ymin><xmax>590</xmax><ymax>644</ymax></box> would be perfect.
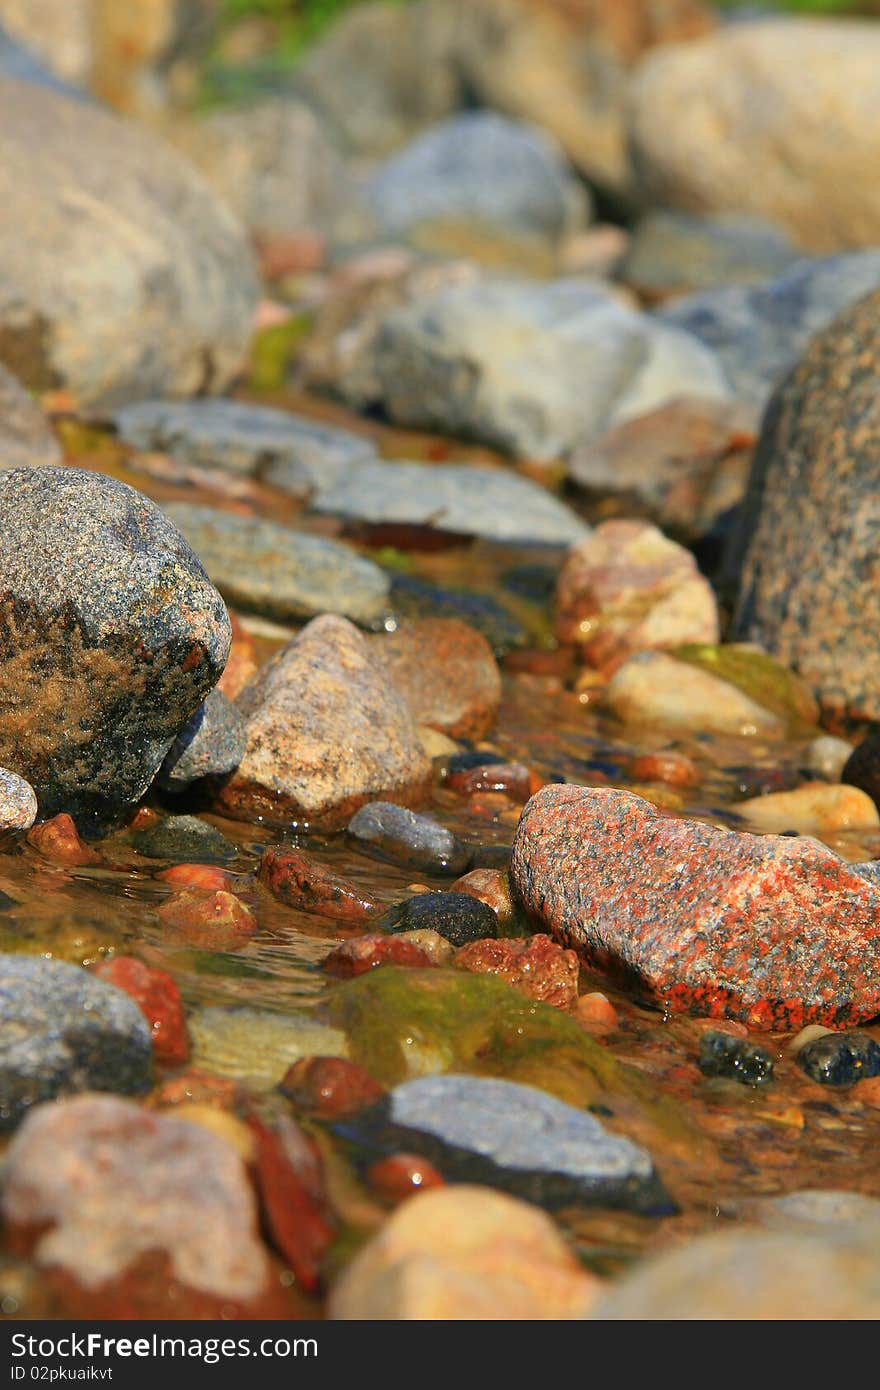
<box><xmin>659</xmin><ymin>251</ymin><xmax>880</xmax><ymax>410</ymax></box>
<box><xmin>157</xmin><ymin>689</ymin><xmax>246</xmax><ymax>791</ymax></box>
<box><xmin>348</xmin><ymin>801</ymin><xmax>471</xmax><ymax>877</ymax></box>
<box><xmin>367</xmin><ymin>111</ymin><xmax>589</xmax><ymax>245</ymax></box>
<box><xmin>340</xmin><ymin>1074</ymin><xmax>671</xmax><ymax>1214</ymax></box>
<box><xmin>620</xmin><ymin>210</ymin><xmax>799</xmax><ymax>298</ymax></box>
<box><xmin>129</xmin><ymin>814</ymin><xmax>236</xmax><ymax>864</ymax></box>
<box><xmin>115</xmin><ymin>398</ymin><xmax>377</xmax><ymax>490</ymax></box>
<box><xmin>163</xmin><ymin>502</ymin><xmax>392</xmax><ymax>628</ymax></box>
<box><xmin>0</xmin><ymin>954</ymin><xmax>152</xmax><ymax>1132</ymax></box>
<box><xmin>0</xmin><ymin>468</ymin><xmax>230</xmax><ymax>831</ymax></box>
<box><xmin>0</xmin><ymin>767</ymin><xmax>37</xmax><ymax>830</ymax></box>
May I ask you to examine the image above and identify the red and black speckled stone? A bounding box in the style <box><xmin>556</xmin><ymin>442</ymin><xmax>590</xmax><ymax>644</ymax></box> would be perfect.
<box><xmin>510</xmin><ymin>784</ymin><xmax>880</xmax><ymax>1031</ymax></box>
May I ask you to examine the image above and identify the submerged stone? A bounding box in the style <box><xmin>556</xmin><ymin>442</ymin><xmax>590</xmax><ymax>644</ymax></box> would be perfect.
<box><xmin>673</xmin><ymin>644</ymin><xmax>819</xmax><ymax>737</ymax></box>
<box><xmin>348</xmin><ymin>803</ymin><xmax>472</xmax><ymax>877</ymax></box>
<box><xmin>797</xmin><ymin>1031</ymin><xmax>880</xmax><ymax>1088</ymax></box>
<box><xmin>698</xmin><ymin>1031</ymin><xmax>774</xmax><ymax>1087</ymax></box>
<box><xmin>383</xmin><ymin>891</ymin><xmax>497</xmax><ymax>945</ymax></box>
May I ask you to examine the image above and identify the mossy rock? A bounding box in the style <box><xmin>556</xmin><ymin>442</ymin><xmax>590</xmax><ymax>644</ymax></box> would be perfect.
<box><xmin>674</xmin><ymin>644</ymin><xmax>819</xmax><ymax>737</ymax></box>
<box><xmin>247</xmin><ymin>314</ymin><xmax>312</xmax><ymax>393</ymax></box>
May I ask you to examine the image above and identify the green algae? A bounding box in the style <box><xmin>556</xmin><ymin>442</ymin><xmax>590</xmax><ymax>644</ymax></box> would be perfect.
<box><xmin>674</xmin><ymin>643</ymin><xmax>819</xmax><ymax>737</ymax></box>
<box><xmin>247</xmin><ymin>315</ymin><xmax>313</xmax><ymax>393</ymax></box>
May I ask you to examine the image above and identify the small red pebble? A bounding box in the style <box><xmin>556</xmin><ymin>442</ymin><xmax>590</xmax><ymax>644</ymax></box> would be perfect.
<box><xmin>245</xmin><ymin>1112</ymin><xmax>334</xmax><ymax>1294</ymax></box>
<box><xmin>446</xmin><ymin>763</ymin><xmax>532</xmax><ymax>802</ymax></box>
<box><xmin>259</xmin><ymin>845</ymin><xmax>379</xmax><ymax>924</ymax></box>
<box><xmin>503</xmin><ymin>648</ymin><xmax>574</xmax><ymax>678</ymax></box>
<box><xmin>629</xmin><ymin>752</ymin><xmax>701</xmax><ymax>788</ymax></box>
<box><xmin>26</xmin><ymin>814</ymin><xmax>102</xmax><ymax>867</ymax></box>
<box><xmin>94</xmin><ymin>956</ymin><xmax>190</xmax><ymax>1068</ymax></box>
<box><xmin>156</xmin><ymin>890</ymin><xmax>257</xmax><ymax>949</ymax></box>
<box><xmin>280</xmin><ymin>1056</ymin><xmax>384</xmax><ymax>1120</ymax></box>
<box><xmin>157</xmin><ymin>863</ymin><xmax>233</xmax><ymax>891</ymax></box>
<box><xmin>576</xmin><ymin>992</ymin><xmax>619</xmax><ymax>1031</ymax></box>
<box><xmin>366</xmin><ymin>1153</ymin><xmax>446</xmax><ymax>1204</ymax></box>
<box><xmin>128</xmin><ymin>807</ymin><xmax>160</xmax><ymax>831</ymax></box>
<box><xmin>322</xmin><ymin>934</ymin><xmax>434</xmax><ymax>978</ymax></box>
<box><xmin>149</xmin><ymin>1068</ymin><xmax>240</xmax><ymax>1111</ymax></box>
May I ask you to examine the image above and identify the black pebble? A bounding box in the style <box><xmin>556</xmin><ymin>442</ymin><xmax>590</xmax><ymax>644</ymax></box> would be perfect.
<box><xmin>384</xmin><ymin>891</ymin><xmax>498</xmax><ymax>946</ymax></box>
<box><xmin>797</xmin><ymin>1031</ymin><xmax>880</xmax><ymax>1087</ymax></box>
<box><xmin>698</xmin><ymin>1030</ymin><xmax>774</xmax><ymax>1087</ymax></box>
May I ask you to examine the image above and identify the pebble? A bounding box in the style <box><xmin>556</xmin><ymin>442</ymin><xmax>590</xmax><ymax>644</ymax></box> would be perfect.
<box><xmin>26</xmin><ymin>813</ymin><xmax>101</xmax><ymax>867</ymax></box>
<box><xmin>156</xmin><ymin>689</ymin><xmax>246</xmax><ymax>791</ymax></box>
<box><xmin>605</xmin><ymin>650</ymin><xmax>784</xmax><ymax>738</ymax></box>
<box><xmin>698</xmin><ymin>1030</ymin><xmax>774</xmax><ymax>1087</ymax></box>
<box><xmin>365</xmin><ymin>1153</ymin><xmax>446</xmax><ymax>1203</ymax></box>
<box><xmin>797</xmin><ymin>1031</ymin><xmax>880</xmax><ymax>1087</ymax></box>
<box><xmin>188</xmin><ymin>1005</ymin><xmax>349</xmax><ymax>1091</ymax></box>
<box><xmin>370</xmin><ymin>618</ymin><xmax>502</xmax><ymax>741</ymax></box>
<box><xmin>446</xmin><ymin>763</ymin><xmax>532</xmax><ymax>802</ymax></box>
<box><xmin>454</xmin><ymin>933</ymin><xmax>579</xmax><ymax>1010</ymax></box>
<box><xmin>322</xmin><ymin>934</ymin><xmax>435</xmax><ymax>978</ymax></box>
<box><xmin>0</xmin><ymin>768</ymin><xmax>37</xmax><ymax>830</ymax></box>
<box><xmin>388</xmin><ymin>574</ymin><xmax>528</xmax><ymax>655</ymax></box>
<box><xmin>279</xmin><ymin>1056</ymin><xmax>385</xmax><ymax>1120</ymax></box>
<box><xmin>0</xmin><ymin>955</ymin><xmax>152</xmax><ymax>1131</ymax></box>
<box><xmin>736</xmin><ymin>782</ymin><xmax>880</xmax><ymax>835</ymax></box>
<box><xmin>807</xmin><ymin>735</ymin><xmax>855</xmax><ymax>783</ymax></box>
<box><xmin>348</xmin><ymin>803</ymin><xmax>471</xmax><ymax>877</ymax></box>
<box><xmin>628</xmin><ymin>751</ymin><xmax>701</xmax><ymax>788</ymax></box>
<box><xmin>391</xmin><ymin>928</ymin><xmax>455</xmax><ymax>965</ymax></box>
<box><xmin>383</xmin><ymin>891</ymin><xmax>496</xmax><ymax>945</ymax></box>
<box><xmin>258</xmin><ymin>845</ymin><xmax>379</xmax><ymax>924</ymax></box>
<box><xmin>130</xmin><ymin>814</ymin><xmax>236</xmax><ymax>864</ymax></box>
<box><xmin>93</xmin><ymin>956</ymin><xmax>189</xmax><ymax>1069</ymax></box>
<box><xmin>156</xmin><ymin>890</ymin><xmax>257</xmax><ymax>951</ymax></box>
<box><xmin>448</xmin><ymin>868</ymin><xmax>516</xmax><ymax>928</ymax></box>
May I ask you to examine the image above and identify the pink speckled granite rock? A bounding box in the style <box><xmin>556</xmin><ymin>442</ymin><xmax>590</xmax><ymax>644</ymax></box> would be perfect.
<box><xmin>510</xmin><ymin>783</ymin><xmax>880</xmax><ymax>1030</ymax></box>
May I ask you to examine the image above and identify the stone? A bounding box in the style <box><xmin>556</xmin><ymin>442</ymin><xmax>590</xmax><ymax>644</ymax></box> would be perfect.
<box><xmin>342</xmin><ymin>278</ymin><xmax>728</xmax><ymax>461</ymax></box>
<box><xmin>510</xmin><ymin>783</ymin><xmax>880</xmax><ymax>1029</ymax></box>
<box><xmin>554</xmin><ymin>520</ymin><xmax>719</xmax><ymax>673</ymax></box>
<box><xmin>93</xmin><ymin>956</ymin><xmax>189</xmax><ymax>1069</ymax></box>
<box><xmin>628</xmin><ymin>752</ymin><xmax>700</xmax><ymax>789</ymax></box>
<box><xmin>735</xmin><ymin>1189</ymin><xmax>880</xmax><ymax>1233</ymax></box>
<box><xmin>0</xmin><ymin>469</ymin><xmax>230</xmax><ymax>828</ymax></box>
<box><xmin>807</xmin><ymin>735</ymin><xmax>855</xmax><ymax>784</ymax></box>
<box><xmin>604</xmin><ymin>651</ymin><xmax>785</xmax><ymax>739</ymax></box>
<box><xmin>731</xmin><ymin>288</ymin><xmax>880</xmax><ymax>724</ymax></box>
<box><xmin>454</xmin><ymin>933</ymin><xmax>579</xmax><ymax>1009</ymax></box>
<box><xmin>0</xmin><ymin>955</ymin><xmax>152</xmax><ymax>1131</ymax></box>
<box><xmin>310</xmin><ymin>456</ymin><xmax>590</xmax><ymax>547</ymax></box>
<box><xmin>156</xmin><ymin>689</ymin><xmax>246</xmax><ymax>791</ymax></box>
<box><xmin>841</xmin><ymin>735</ymin><xmax>880</xmax><ymax>809</ymax></box>
<box><xmin>0</xmin><ymin>4</ymin><xmax>91</xmax><ymax>86</ymax></box>
<box><xmin>367</xmin><ymin>111</ymin><xmax>589</xmax><ymax>247</ymax></box>
<box><xmin>365</xmin><ymin>1153</ymin><xmax>445</xmax><ymax>1203</ymax></box>
<box><xmin>384</xmin><ymin>891</ymin><xmax>496</xmax><ymax>944</ymax></box>
<box><xmin>217</xmin><ymin>611</ymin><xmax>259</xmax><ymax>702</ymax></box>
<box><xmin>446</xmin><ymin>763</ymin><xmax>532</xmax><ymax>803</ymax></box>
<box><xmin>449</xmin><ymin>868</ymin><xmax>516</xmax><ymax>928</ymax></box>
<box><xmin>116</xmin><ymin>399</ymin><xmax>377</xmax><ymax>486</ymax></box>
<box><xmin>672</xmin><ymin>644</ymin><xmax>818</xmax><ymax>736</ymax></box>
<box><xmin>628</xmin><ymin>20</ymin><xmax>880</xmax><ymax>253</ymax></box>
<box><xmin>371</xmin><ymin>618</ymin><xmax>501</xmax><ymax>741</ymax></box>
<box><xmin>130</xmin><ymin>814</ymin><xmax>236</xmax><ymax>864</ymax></box>
<box><xmin>660</xmin><ymin>251</ymin><xmax>880</xmax><ymax>412</ymax></box>
<box><xmin>0</xmin><ymin>77</ymin><xmax>257</xmax><ymax>407</ymax></box>
<box><xmin>188</xmin><ymin>1006</ymin><xmax>348</xmax><ymax>1092</ymax></box>
<box><xmin>340</xmin><ymin>1074</ymin><xmax>669</xmax><ymax>1214</ymax></box>
<box><xmin>328</xmin><ymin>1183</ymin><xmax>600</xmax><ymax>1320</ymax></box>
<box><xmin>156</xmin><ymin>889</ymin><xmax>256</xmax><ymax>951</ymax></box>
<box><xmin>797</xmin><ymin>1031</ymin><xmax>880</xmax><ymax>1088</ymax></box>
<box><xmin>258</xmin><ymin>846</ymin><xmax>379</xmax><ymax>925</ymax></box>
<box><xmin>1</xmin><ymin>1095</ymin><xmax>277</xmax><ymax>1315</ymax></box>
<box><xmin>26</xmin><ymin>813</ymin><xmax>100</xmax><ymax>867</ymax></box>
<box><xmin>163</xmin><ymin>503</ymin><xmax>392</xmax><ymax>629</ymax></box>
<box><xmin>0</xmin><ymin>768</ymin><xmax>37</xmax><ymax>830</ymax></box>
<box><xmin>620</xmin><ymin>211</ymin><xmax>799</xmax><ymax>300</ymax></box>
<box><xmin>348</xmin><ymin>805</ymin><xmax>471</xmax><ymax>878</ymax></box>
<box><xmin>216</xmin><ymin>616</ymin><xmax>432</xmax><ymax>832</ymax></box>
<box><xmin>323</xmin><ymin>935</ymin><xmax>435</xmax><ymax>979</ymax></box>
<box><xmin>280</xmin><ymin>1056</ymin><xmax>385</xmax><ymax>1120</ymax></box>
<box><xmin>697</xmin><ymin>1031</ymin><xmax>774</xmax><ymax>1088</ymax></box>
<box><xmin>0</xmin><ymin>363</ymin><xmax>61</xmax><ymax>467</ymax></box>
<box><xmin>388</xmin><ymin>575</ymin><xmax>528</xmax><ymax>655</ymax></box>
<box><xmin>735</xmin><ymin>783</ymin><xmax>879</xmax><ymax>837</ymax></box>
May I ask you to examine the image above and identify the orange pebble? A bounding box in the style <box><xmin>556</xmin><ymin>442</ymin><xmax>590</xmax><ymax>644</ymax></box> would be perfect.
<box><xmin>157</xmin><ymin>863</ymin><xmax>232</xmax><ymax>891</ymax></box>
<box><xmin>366</xmin><ymin>1153</ymin><xmax>446</xmax><ymax>1204</ymax></box>
<box><xmin>576</xmin><ymin>992</ymin><xmax>619</xmax><ymax>1030</ymax></box>
<box><xmin>156</xmin><ymin>890</ymin><xmax>257</xmax><ymax>949</ymax></box>
<box><xmin>27</xmin><ymin>814</ymin><xmax>102</xmax><ymax>867</ymax></box>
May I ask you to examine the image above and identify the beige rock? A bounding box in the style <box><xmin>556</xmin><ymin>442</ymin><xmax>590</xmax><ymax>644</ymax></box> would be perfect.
<box><xmin>417</xmin><ymin>726</ymin><xmax>460</xmax><ymax>760</ymax></box>
<box><xmin>329</xmin><ymin>1184</ymin><xmax>600</xmax><ymax>1320</ymax></box>
<box><xmin>555</xmin><ymin>520</ymin><xmax>719</xmax><ymax>673</ymax></box>
<box><xmin>736</xmin><ymin>783</ymin><xmax>879</xmax><ymax>836</ymax></box>
<box><xmin>450</xmin><ymin>868</ymin><xmax>515</xmax><ymax>927</ymax></box>
<box><xmin>393</xmin><ymin>928</ymin><xmax>455</xmax><ymax>965</ymax></box>
<box><xmin>0</xmin><ymin>0</ymin><xmax>92</xmax><ymax>82</ymax></box>
<box><xmin>605</xmin><ymin>650</ymin><xmax>784</xmax><ymax>738</ymax></box>
<box><xmin>372</xmin><ymin>617</ymin><xmax>502</xmax><ymax>741</ymax></box>
<box><xmin>628</xmin><ymin>20</ymin><xmax>880</xmax><ymax>252</ymax></box>
<box><xmin>0</xmin><ymin>364</ymin><xmax>61</xmax><ymax>468</ymax></box>
<box><xmin>806</xmin><ymin>735</ymin><xmax>855</xmax><ymax>783</ymax></box>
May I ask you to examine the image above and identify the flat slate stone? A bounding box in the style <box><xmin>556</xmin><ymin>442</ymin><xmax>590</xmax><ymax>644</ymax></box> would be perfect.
<box><xmin>163</xmin><ymin>502</ymin><xmax>392</xmax><ymax>628</ymax></box>
<box><xmin>0</xmin><ymin>955</ymin><xmax>153</xmax><ymax>1132</ymax></box>
<box><xmin>340</xmin><ymin>1073</ymin><xmax>671</xmax><ymax>1214</ymax></box>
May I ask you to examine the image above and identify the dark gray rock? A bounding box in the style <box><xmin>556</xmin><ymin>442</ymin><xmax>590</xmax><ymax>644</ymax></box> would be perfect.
<box><xmin>163</xmin><ymin>502</ymin><xmax>392</xmax><ymax>628</ymax></box>
<box><xmin>384</xmin><ymin>891</ymin><xmax>497</xmax><ymax>945</ymax></box>
<box><xmin>116</xmin><ymin>399</ymin><xmax>376</xmax><ymax>489</ymax></box>
<box><xmin>157</xmin><ymin>689</ymin><xmax>246</xmax><ymax>791</ymax></box>
<box><xmin>797</xmin><ymin>1031</ymin><xmax>880</xmax><ymax>1087</ymax></box>
<box><xmin>388</xmin><ymin>575</ymin><xmax>528</xmax><ymax>655</ymax></box>
<box><xmin>0</xmin><ymin>954</ymin><xmax>152</xmax><ymax>1132</ymax></box>
<box><xmin>0</xmin><ymin>468</ymin><xmax>230</xmax><ymax>831</ymax></box>
<box><xmin>0</xmin><ymin>362</ymin><xmax>61</xmax><ymax>467</ymax></box>
<box><xmin>698</xmin><ymin>1030</ymin><xmax>774</xmax><ymax>1087</ymax></box>
<box><xmin>341</xmin><ymin>1073</ymin><xmax>671</xmax><ymax>1214</ymax></box>
<box><xmin>348</xmin><ymin>801</ymin><xmax>471</xmax><ymax>877</ymax></box>
<box><xmin>129</xmin><ymin>814</ymin><xmax>236</xmax><ymax>864</ymax></box>
<box><xmin>620</xmin><ymin>210</ymin><xmax>799</xmax><ymax>298</ymax></box>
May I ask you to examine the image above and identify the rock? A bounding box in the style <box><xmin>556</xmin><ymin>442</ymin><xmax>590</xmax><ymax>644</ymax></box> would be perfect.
<box><xmin>384</xmin><ymin>891</ymin><xmax>496</xmax><ymax>944</ymax></box>
<box><xmin>116</xmin><ymin>399</ymin><xmax>377</xmax><ymax>486</ymax></box>
<box><xmin>0</xmin><ymin>363</ymin><xmax>61</xmax><ymax>467</ymax></box>
<box><xmin>169</xmin><ymin>99</ymin><xmax>372</xmax><ymax>244</ymax></box>
<box><xmin>393</xmin><ymin>928</ymin><xmax>455</xmax><ymax>966</ymax></box>
<box><xmin>0</xmin><ymin>955</ymin><xmax>152</xmax><ymax>1131</ymax></box>
<box><xmin>328</xmin><ymin>1183</ymin><xmax>600</xmax><ymax>1320</ymax></box>
<box><xmin>163</xmin><ymin>503</ymin><xmax>392</xmax><ymax>629</ymax></box>
<box><xmin>367</xmin><ymin>111</ymin><xmax>589</xmax><ymax>248</ymax></box>
<box><xmin>26</xmin><ymin>813</ymin><xmax>100</xmax><ymax>867</ymax></box>
<box><xmin>808</xmin><ymin>735</ymin><xmax>855</xmax><ymax>783</ymax></box>
<box><xmin>797</xmin><ymin>1031</ymin><xmax>880</xmax><ymax>1088</ymax></box>
<box><xmin>568</xmin><ymin>395</ymin><xmax>758</xmax><ymax>541</ymax></box>
<box><xmin>93</xmin><ymin>956</ymin><xmax>189</xmax><ymax>1069</ymax></box>
<box><xmin>348</xmin><ymin>805</ymin><xmax>471</xmax><ymax>878</ymax></box>
<box><xmin>697</xmin><ymin>1031</ymin><xmax>774</xmax><ymax>1087</ymax></box>
<box><xmin>156</xmin><ymin>889</ymin><xmax>256</xmax><ymax>951</ymax></box>
<box><xmin>731</xmin><ymin>288</ymin><xmax>880</xmax><ymax>724</ymax></box>
<box><xmin>0</xmin><ymin>2</ymin><xmax>91</xmax><ymax>84</ymax></box>
<box><xmin>554</xmin><ymin>520</ymin><xmax>719</xmax><ymax>673</ymax></box>
<box><xmin>660</xmin><ymin>251</ymin><xmax>880</xmax><ymax>412</ymax></box>
<box><xmin>510</xmin><ymin>783</ymin><xmax>880</xmax><ymax>1029</ymax></box>
<box><xmin>189</xmin><ymin>1005</ymin><xmax>348</xmax><ymax>1092</ymax></box>
<box><xmin>841</xmin><ymin>735</ymin><xmax>880</xmax><ymax>812</ymax></box>
<box><xmin>449</xmin><ymin>868</ymin><xmax>516</xmax><ymax>929</ymax></box>
<box><xmin>365</xmin><ymin>1153</ymin><xmax>445</xmax><ymax>1203</ymax></box>
<box><xmin>454</xmin><ymin>933</ymin><xmax>579</xmax><ymax>1009</ymax></box>
<box><xmin>258</xmin><ymin>846</ymin><xmax>379</xmax><ymax>925</ymax></box>
<box><xmin>735</xmin><ymin>1189</ymin><xmax>880</xmax><ymax>1233</ymax></box>
<box><xmin>629</xmin><ymin>752</ymin><xmax>700</xmax><ymax>789</ymax></box>
<box><xmin>1</xmin><ymin>1095</ymin><xmax>278</xmax><ymax>1316</ymax></box>
<box><xmin>620</xmin><ymin>211</ymin><xmax>799</xmax><ymax>300</ymax></box>
<box><xmin>323</xmin><ymin>935</ymin><xmax>435</xmax><ymax>979</ymax></box>
<box><xmin>735</xmin><ymin>783</ymin><xmax>879</xmax><ymax>836</ymax></box>
<box><xmin>341</xmin><ymin>278</ymin><xmax>728</xmax><ymax>461</ymax></box>
<box><xmin>340</xmin><ymin>1074</ymin><xmax>670</xmax><ymax>1214</ymax></box>
<box><xmin>591</xmin><ymin>1225</ymin><xmax>880</xmax><ymax>1319</ymax></box>
<box><xmin>371</xmin><ymin>618</ymin><xmax>501</xmax><ymax>741</ymax></box>
<box><xmin>673</xmin><ymin>644</ymin><xmax>818</xmax><ymax>735</ymax></box>
<box><xmin>0</xmin><ymin>468</ymin><xmax>230</xmax><ymax>830</ymax></box>
<box><xmin>0</xmin><ymin>768</ymin><xmax>37</xmax><ymax>830</ymax></box>
<box><xmin>280</xmin><ymin>1056</ymin><xmax>385</xmax><ymax>1120</ymax></box>
<box><xmin>446</xmin><ymin>763</ymin><xmax>532</xmax><ymax>803</ymax></box>
<box><xmin>310</xmin><ymin>456</ymin><xmax>590</xmax><ymax>546</ymax></box>
<box><xmin>0</xmin><ymin>77</ymin><xmax>257</xmax><ymax>407</ymax></box>
<box><xmin>217</xmin><ymin>611</ymin><xmax>259</xmax><ymax>702</ymax></box>
<box><xmin>216</xmin><ymin>616</ymin><xmax>432</xmax><ymax>831</ymax></box>
<box><xmin>629</xmin><ymin>20</ymin><xmax>880</xmax><ymax>253</ymax></box>
<box><xmin>388</xmin><ymin>575</ymin><xmax>528</xmax><ymax>655</ymax></box>
<box><xmin>130</xmin><ymin>814</ymin><xmax>236</xmax><ymax>864</ymax></box>
<box><xmin>157</xmin><ymin>689</ymin><xmax>246</xmax><ymax>791</ymax></box>
<box><xmin>604</xmin><ymin>651</ymin><xmax>785</xmax><ymax>739</ymax></box>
